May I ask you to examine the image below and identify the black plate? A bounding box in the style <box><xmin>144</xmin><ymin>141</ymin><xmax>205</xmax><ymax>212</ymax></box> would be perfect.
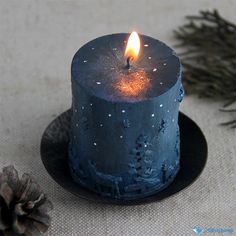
<box><xmin>40</xmin><ymin>110</ymin><xmax>207</xmax><ymax>205</ymax></box>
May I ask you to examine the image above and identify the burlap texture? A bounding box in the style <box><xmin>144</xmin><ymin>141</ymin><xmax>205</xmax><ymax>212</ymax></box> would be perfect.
<box><xmin>0</xmin><ymin>1</ymin><xmax>235</xmax><ymax>235</ymax></box>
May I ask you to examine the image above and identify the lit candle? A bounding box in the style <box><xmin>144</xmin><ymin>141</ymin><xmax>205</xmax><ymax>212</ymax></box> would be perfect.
<box><xmin>69</xmin><ymin>32</ymin><xmax>184</xmax><ymax>200</ymax></box>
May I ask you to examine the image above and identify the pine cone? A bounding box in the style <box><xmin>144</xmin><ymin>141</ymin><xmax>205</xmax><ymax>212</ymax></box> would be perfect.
<box><xmin>0</xmin><ymin>166</ymin><xmax>53</xmax><ymax>236</ymax></box>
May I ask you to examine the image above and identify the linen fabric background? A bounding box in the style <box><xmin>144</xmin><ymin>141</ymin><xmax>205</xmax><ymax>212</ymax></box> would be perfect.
<box><xmin>0</xmin><ymin>1</ymin><xmax>235</xmax><ymax>235</ymax></box>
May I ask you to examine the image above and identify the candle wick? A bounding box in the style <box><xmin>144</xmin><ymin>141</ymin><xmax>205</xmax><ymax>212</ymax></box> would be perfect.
<box><xmin>126</xmin><ymin>56</ymin><xmax>133</xmax><ymax>70</ymax></box>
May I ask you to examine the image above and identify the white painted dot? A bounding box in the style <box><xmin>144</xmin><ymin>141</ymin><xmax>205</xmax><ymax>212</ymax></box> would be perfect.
<box><xmin>152</xmin><ymin>125</ymin><xmax>155</xmax><ymax>128</ymax></box>
<box><xmin>163</xmin><ymin>63</ymin><xmax>167</xmax><ymax>66</ymax></box>
<box><xmin>120</xmin><ymin>135</ymin><xmax>123</xmax><ymax>139</ymax></box>
<box><xmin>81</xmin><ymin>106</ymin><xmax>84</xmax><ymax>110</ymax></box>
<box><xmin>100</xmin><ymin>123</ymin><xmax>103</xmax><ymax>127</ymax></box>
<box><xmin>167</xmin><ymin>110</ymin><xmax>170</xmax><ymax>113</ymax></box>
<box><xmin>153</xmin><ymin>68</ymin><xmax>157</xmax><ymax>72</ymax></box>
<box><xmin>91</xmin><ymin>47</ymin><xmax>95</xmax><ymax>50</ymax></box>
<box><xmin>122</xmin><ymin>110</ymin><xmax>126</xmax><ymax>113</ymax></box>
<box><xmin>151</xmin><ymin>114</ymin><xmax>155</xmax><ymax>117</ymax></box>
<box><xmin>96</xmin><ymin>81</ymin><xmax>101</xmax><ymax>85</ymax></box>
<box><xmin>174</xmin><ymin>99</ymin><xmax>177</xmax><ymax>102</ymax></box>
<box><xmin>160</xmin><ymin>104</ymin><xmax>163</xmax><ymax>108</ymax></box>
<box><xmin>93</xmin><ymin>142</ymin><xmax>97</xmax><ymax>146</ymax></box>
<box><xmin>90</xmin><ymin>103</ymin><xmax>93</xmax><ymax>106</ymax></box>
<box><xmin>160</xmin><ymin>82</ymin><xmax>163</xmax><ymax>85</ymax></box>
<box><xmin>83</xmin><ymin>60</ymin><xmax>87</xmax><ymax>63</ymax></box>
<box><xmin>74</xmin><ymin>109</ymin><xmax>78</xmax><ymax>113</ymax></box>
<box><xmin>148</xmin><ymin>56</ymin><xmax>152</xmax><ymax>59</ymax></box>
<box><xmin>172</xmin><ymin>119</ymin><xmax>175</xmax><ymax>122</ymax></box>
<box><xmin>144</xmin><ymin>144</ymin><xmax>147</xmax><ymax>148</ymax></box>
<box><xmin>76</xmin><ymin>123</ymin><xmax>79</xmax><ymax>127</ymax></box>
<box><xmin>113</xmin><ymin>48</ymin><xmax>117</xmax><ymax>51</ymax></box>
<box><xmin>144</xmin><ymin>44</ymin><xmax>149</xmax><ymax>47</ymax></box>
<box><xmin>108</xmin><ymin>114</ymin><xmax>112</xmax><ymax>117</ymax></box>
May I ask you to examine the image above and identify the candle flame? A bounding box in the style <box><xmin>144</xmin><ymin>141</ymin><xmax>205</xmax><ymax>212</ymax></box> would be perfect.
<box><xmin>125</xmin><ymin>31</ymin><xmax>141</xmax><ymax>61</ymax></box>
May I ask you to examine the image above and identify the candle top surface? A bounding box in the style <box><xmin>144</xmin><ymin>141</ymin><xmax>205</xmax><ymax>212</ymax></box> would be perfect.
<box><xmin>72</xmin><ymin>33</ymin><xmax>181</xmax><ymax>103</ymax></box>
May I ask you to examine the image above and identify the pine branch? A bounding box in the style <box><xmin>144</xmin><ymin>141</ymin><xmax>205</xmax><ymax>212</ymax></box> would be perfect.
<box><xmin>175</xmin><ymin>9</ymin><xmax>236</xmax><ymax>128</ymax></box>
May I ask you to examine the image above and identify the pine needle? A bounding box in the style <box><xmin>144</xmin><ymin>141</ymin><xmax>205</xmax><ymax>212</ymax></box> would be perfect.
<box><xmin>175</xmin><ymin>9</ymin><xmax>236</xmax><ymax>128</ymax></box>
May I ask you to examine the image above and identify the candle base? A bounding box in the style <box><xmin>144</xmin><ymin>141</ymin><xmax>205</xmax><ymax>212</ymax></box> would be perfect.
<box><xmin>69</xmin><ymin>161</ymin><xmax>179</xmax><ymax>200</ymax></box>
<box><xmin>40</xmin><ymin>109</ymin><xmax>207</xmax><ymax>205</ymax></box>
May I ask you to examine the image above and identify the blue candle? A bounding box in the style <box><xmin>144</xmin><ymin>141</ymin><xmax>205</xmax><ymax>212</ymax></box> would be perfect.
<box><xmin>69</xmin><ymin>32</ymin><xmax>184</xmax><ymax>200</ymax></box>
